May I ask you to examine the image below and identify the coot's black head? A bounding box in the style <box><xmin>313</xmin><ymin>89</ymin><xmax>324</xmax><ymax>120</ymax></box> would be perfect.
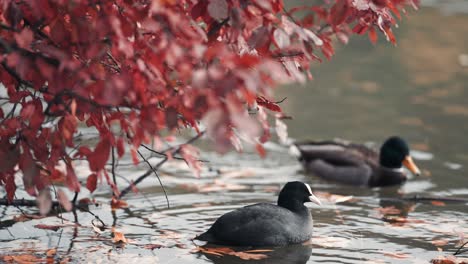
<box><xmin>379</xmin><ymin>136</ymin><xmax>421</xmax><ymax>175</ymax></box>
<box><xmin>277</xmin><ymin>181</ymin><xmax>321</xmax><ymax>210</ymax></box>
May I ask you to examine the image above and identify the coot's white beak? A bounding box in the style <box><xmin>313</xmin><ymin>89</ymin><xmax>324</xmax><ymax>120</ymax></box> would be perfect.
<box><xmin>304</xmin><ymin>183</ymin><xmax>321</xmax><ymax>205</ymax></box>
<box><xmin>308</xmin><ymin>193</ymin><xmax>322</xmax><ymax>206</ymax></box>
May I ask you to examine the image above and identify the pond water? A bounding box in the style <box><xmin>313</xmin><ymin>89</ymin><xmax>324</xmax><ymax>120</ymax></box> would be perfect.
<box><xmin>1</xmin><ymin>4</ymin><xmax>468</xmax><ymax>264</ymax></box>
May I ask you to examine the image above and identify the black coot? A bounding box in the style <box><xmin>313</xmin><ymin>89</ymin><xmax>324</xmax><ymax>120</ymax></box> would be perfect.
<box><xmin>195</xmin><ymin>181</ymin><xmax>321</xmax><ymax>246</ymax></box>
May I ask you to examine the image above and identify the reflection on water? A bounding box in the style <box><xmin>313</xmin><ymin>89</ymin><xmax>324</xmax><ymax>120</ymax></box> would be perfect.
<box><xmin>1</xmin><ymin>5</ymin><xmax>468</xmax><ymax>264</ymax></box>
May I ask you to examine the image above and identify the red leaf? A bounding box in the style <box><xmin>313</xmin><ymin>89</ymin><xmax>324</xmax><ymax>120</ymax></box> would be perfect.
<box><xmin>131</xmin><ymin>148</ymin><xmax>139</xmax><ymax>164</ymax></box>
<box><xmin>111</xmin><ymin>197</ymin><xmax>128</xmax><ymax>210</ymax></box>
<box><xmin>59</xmin><ymin>115</ymin><xmax>77</xmax><ymax>146</ymax></box>
<box><xmin>117</xmin><ymin>138</ymin><xmax>125</xmax><ymax>158</ymax></box>
<box><xmin>352</xmin><ymin>24</ymin><xmax>369</xmax><ymax>35</ymax></box>
<box><xmin>329</xmin><ymin>0</ymin><xmax>350</xmax><ymax>26</ymax></box>
<box><xmin>88</xmin><ymin>138</ymin><xmax>111</xmax><ymax>172</ymax></box>
<box><xmin>34</xmin><ymin>224</ymin><xmax>61</xmax><ymax>231</ymax></box>
<box><xmin>14</xmin><ymin>28</ymin><xmax>34</xmax><ymax>49</ymax></box>
<box><xmin>2</xmin><ymin>172</ymin><xmax>16</xmax><ymax>202</ymax></box>
<box><xmin>66</xmin><ymin>164</ymin><xmax>80</xmax><ymax>192</ymax></box>
<box><xmin>86</xmin><ymin>173</ymin><xmax>98</xmax><ymax>193</ymax></box>
<box><xmin>431</xmin><ymin>201</ymin><xmax>446</xmax><ymax>206</ymax></box>
<box><xmin>0</xmin><ymin>141</ymin><xmax>19</xmax><ymax>173</ymax></box>
<box><xmin>372</xmin><ymin>0</ymin><xmax>388</xmax><ymax>8</ymax></box>
<box><xmin>255</xmin><ymin>143</ymin><xmax>266</xmax><ymax>158</ymax></box>
<box><xmin>191</xmin><ymin>0</ymin><xmax>208</xmax><ymax>20</ymax></box>
<box><xmin>321</xmin><ymin>41</ymin><xmax>334</xmax><ymax>60</ymax></box>
<box><xmin>19</xmin><ymin>149</ymin><xmax>40</xmax><ymax>196</ymax></box>
<box><xmin>37</xmin><ymin>188</ymin><xmax>52</xmax><ymax>215</ymax></box>
<box><xmin>256</xmin><ymin>96</ymin><xmax>282</xmax><ymax>112</ymax></box>
<box><xmin>368</xmin><ymin>27</ymin><xmax>378</xmax><ymax>44</ymax></box>
<box><xmin>207</xmin><ymin>0</ymin><xmax>229</xmax><ymax>21</ymax></box>
<box><xmin>57</xmin><ymin>189</ymin><xmax>72</xmax><ymax>211</ymax></box>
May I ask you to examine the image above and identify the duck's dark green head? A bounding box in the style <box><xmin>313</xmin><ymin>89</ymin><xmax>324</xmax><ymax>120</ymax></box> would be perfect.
<box><xmin>379</xmin><ymin>136</ymin><xmax>421</xmax><ymax>176</ymax></box>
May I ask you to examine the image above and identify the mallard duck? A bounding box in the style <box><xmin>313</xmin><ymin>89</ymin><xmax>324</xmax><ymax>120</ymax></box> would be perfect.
<box><xmin>291</xmin><ymin>136</ymin><xmax>421</xmax><ymax>187</ymax></box>
<box><xmin>195</xmin><ymin>181</ymin><xmax>321</xmax><ymax>246</ymax></box>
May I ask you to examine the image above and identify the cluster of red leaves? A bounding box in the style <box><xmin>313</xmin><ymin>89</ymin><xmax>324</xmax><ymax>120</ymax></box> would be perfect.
<box><xmin>0</xmin><ymin>0</ymin><xmax>417</xmax><ymax>204</ymax></box>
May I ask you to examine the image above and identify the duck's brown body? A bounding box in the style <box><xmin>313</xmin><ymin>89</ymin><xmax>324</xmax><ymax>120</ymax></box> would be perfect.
<box><xmin>293</xmin><ymin>138</ymin><xmax>419</xmax><ymax>187</ymax></box>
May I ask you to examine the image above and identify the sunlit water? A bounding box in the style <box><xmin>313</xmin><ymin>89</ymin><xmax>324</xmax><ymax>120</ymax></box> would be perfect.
<box><xmin>1</xmin><ymin>5</ymin><xmax>468</xmax><ymax>264</ymax></box>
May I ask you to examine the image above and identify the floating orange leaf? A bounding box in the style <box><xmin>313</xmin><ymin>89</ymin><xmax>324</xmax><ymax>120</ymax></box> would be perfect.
<box><xmin>111</xmin><ymin>197</ymin><xmax>128</xmax><ymax>210</ymax></box>
<box><xmin>431</xmin><ymin>201</ymin><xmax>446</xmax><ymax>207</ymax></box>
<box><xmin>112</xmin><ymin>230</ymin><xmax>128</xmax><ymax>244</ymax></box>
<box><xmin>432</xmin><ymin>239</ymin><xmax>449</xmax><ymax>247</ymax></box>
<box><xmin>383</xmin><ymin>251</ymin><xmax>410</xmax><ymax>259</ymax></box>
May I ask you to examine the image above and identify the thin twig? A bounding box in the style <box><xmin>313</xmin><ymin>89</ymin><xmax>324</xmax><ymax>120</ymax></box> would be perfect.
<box><xmin>137</xmin><ymin>149</ymin><xmax>170</xmax><ymax>209</ymax></box>
<box><xmin>71</xmin><ymin>192</ymin><xmax>79</xmax><ymax>205</ymax></box>
<box><xmin>454</xmin><ymin>241</ymin><xmax>468</xmax><ymax>256</ymax></box>
<box><xmin>140</xmin><ymin>144</ymin><xmax>208</xmax><ymax>162</ymax></box>
<box><xmin>111</xmin><ymin>147</ymin><xmax>117</xmax><ymax>186</ymax></box>
<box><xmin>118</xmin><ymin>131</ymin><xmax>205</xmax><ymax>200</ymax></box>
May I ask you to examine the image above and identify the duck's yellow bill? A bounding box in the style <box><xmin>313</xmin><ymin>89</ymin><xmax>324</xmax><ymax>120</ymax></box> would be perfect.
<box><xmin>403</xmin><ymin>156</ymin><xmax>421</xmax><ymax>176</ymax></box>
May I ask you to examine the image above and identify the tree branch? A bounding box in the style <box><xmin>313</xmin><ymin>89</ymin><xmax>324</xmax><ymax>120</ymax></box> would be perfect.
<box><xmin>118</xmin><ymin>131</ymin><xmax>205</xmax><ymax>199</ymax></box>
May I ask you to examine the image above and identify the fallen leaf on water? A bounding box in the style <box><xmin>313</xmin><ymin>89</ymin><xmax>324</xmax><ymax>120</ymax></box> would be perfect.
<box><xmin>384</xmin><ymin>216</ymin><xmax>427</xmax><ymax>226</ymax></box>
<box><xmin>232</xmin><ymin>251</ymin><xmax>268</xmax><ymax>260</ymax></box>
<box><xmin>34</xmin><ymin>224</ymin><xmax>62</xmax><ymax>231</ymax></box>
<box><xmin>432</xmin><ymin>239</ymin><xmax>449</xmax><ymax>247</ymax></box>
<box><xmin>159</xmin><ymin>230</ymin><xmax>183</xmax><ymax>240</ymax></box>
<box><xmin>375</xmin><ymin>206</ymin><xmax>402</xmax><ymax>215</ymax></box>
<box><xmin>431</xmin><ymin>255</ymin><xmax>468</xmax><ymax>264</ymax></box>
<box><xmin>197</xmin><ymin>182</ymin><xmax>248</xmax><ymax>193</ymax></box>
<box><xmin>111</xmin><ymin>198</ymin><xmax>128</xmax><ymax>210</ymax></box>
<box><xmin>218</xmin><ymin>168</ymin><xmax>256</xmax><ymax>178</ymax></box>
<box><xmin>195</xmin><ymin>246</ymin><xmax>269</xmax><ymax>260</ymax></box>
<box><xmin>311</xmin><ymin>236</ymin><xmax>350</xmax><ymax>248</ymax></box>
<box><xmin>112</xmin><ymin>229</ymin><xmax>128</xmax><ymax>244</ymax></box>
<box><xmin>431</xmin><ymin>201</ymin><xmax>446</xmax><ymax>207</ymax></box>
<box><xmin>13</xmin><ymin>214</ymin><xmax>45</xmax><ymax>222</ymax></box>
<box><xmin>315</xmin><ymin>192</ymin><xmax>355</xmax><ymax>204</ymax></box>
<box><xmin>3</xmin><ymin>254</ymin><xmax>44</xmax><ymax>263</ymax></box>
<box><xmin>143</xmin><ymin>244</ymin><xmax>163</xmax><ymax>250</ymax></box>
<box><xmin>46</xmin><ymin>248</ymin><xmax>57</xmax><ymax>257</ymax></box>
<box><xmin>382</xmin><ymin>251</ymin><xmax>410</xmax><ymax>259</ymax></box>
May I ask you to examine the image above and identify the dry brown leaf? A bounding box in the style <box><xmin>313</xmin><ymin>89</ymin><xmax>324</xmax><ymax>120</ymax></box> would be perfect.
<box><xmin>232</xmin><ymin>251</ymin><xmax>268</xmax><ymax>260</ymax></box>
<box><xmin>112</xmin><ymin>230</ymin><xmax>128</xmax><ymax>244</ymax></box>
<box><xmin>316</xmin><ymin>192</ymin><xmax>355</xmax><ymax>204</ymax></box>
<box><xmin>382</xmin><ymin>251</ymin><xmax>410</xmax><ymax>259</ymax></box>
<box><xmin>432</xmin><ymin>239</ymin><xmax>449</xmax><ymax>247</ymax></box>
<box><xmin>431</xmin><ymin>255</ymin><xmax>468</xmax><ymax>264</ymax></box>
<box><xmin>111</xmin><ymin>198</ymin><xmax>128</xmax><ymax>209</ymax></box>
<box><xmin>195</xmin><ymin>246</ymin><xmax>269</xmax><ymax>260</ymax></box>
<box><xmin>375</xmin><ymin>206</ymin><xmax>402</xmax><ymax>215</ymax></box>
<box><xmin>431</xmin><ymin>201</ymin><xmax>446</xmax><ymax>207</ymax></box>
<box><xmin>57</xmin><ymin>190</ymin><xmax>72</xmax><ymax>211</ymax></box>
<box><xmin>46</xmin><ymin>248</ymin><xmax>57</xmax><ymax>257</ymax></box>
<box><xmin>143</xmin><ymin>244</ymin><xmax>163</xmax><ymax>250</ymax></box>
<box><xmin>196</xmin><ymin>246</ymin><xmax>233</xmax><ymax>257</ymax></box>
<box><xmin>3</xmin><ymin>254</ymin><xmax>44</xmax><ymax>263</ymax></box>
<box><xmin>13</xmin><ymin>214</ymin><xmax>45</xmax><ymax>222</ymax></box>
<box><xmin>34</xmin><ymin>224</ymin><xmax>62</xmax><ymax>231</ymax></box>
<box><xmin>384</xmin><ymin>216</ymin><xmax>427</xmax><ymax>226</ymax></box>
<box><xmin>312</xmin><ymin>236</ymin><xmax>350</xmax><ymax>248</ymax></box>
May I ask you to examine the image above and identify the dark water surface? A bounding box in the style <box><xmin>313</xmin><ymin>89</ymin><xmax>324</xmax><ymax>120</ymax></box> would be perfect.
<box><xmin>1</xmin><ymin>4</ymin><xmax>468</xmax><ymax>264</ymax></box>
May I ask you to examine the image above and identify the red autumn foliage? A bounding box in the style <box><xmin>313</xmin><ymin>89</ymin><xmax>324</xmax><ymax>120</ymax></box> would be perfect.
<box><xmin>0</xmin><ymin>0</ymin><xmax>417</xmax><ymax>206</ymax></box>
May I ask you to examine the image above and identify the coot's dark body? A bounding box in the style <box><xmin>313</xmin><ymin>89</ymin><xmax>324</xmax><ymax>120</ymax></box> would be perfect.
<box><xmin>195</xmin><ymin>181</ymin><xmax>320</xmax><ymax>246</ymax></box>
